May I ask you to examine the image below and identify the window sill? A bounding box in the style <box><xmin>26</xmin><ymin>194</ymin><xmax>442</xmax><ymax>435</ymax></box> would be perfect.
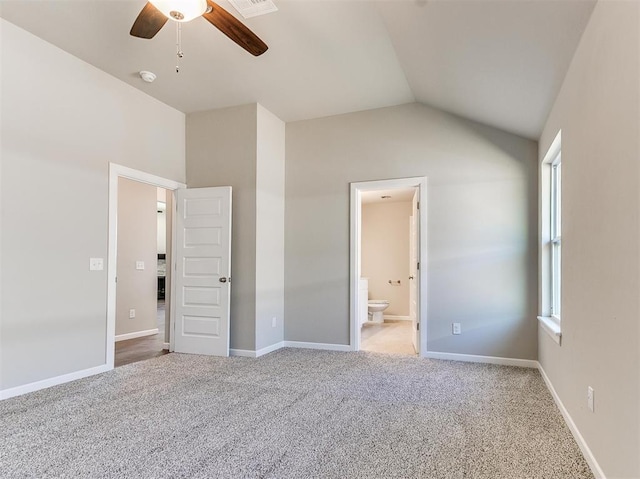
<box><xmin>538</xmin><ymin>316</ymin><xmax>562</xmax><ymax>345</ymax></box>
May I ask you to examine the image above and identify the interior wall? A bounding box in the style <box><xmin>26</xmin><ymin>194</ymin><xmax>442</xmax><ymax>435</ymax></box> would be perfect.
<box><xmin>285</xmin><ymin>102</ymin><xmax>538</xmax><ymax>359</ymax></box>
<box><xmin>115</xmin><ymin>178</ymin><xmax>158</xmax><ymax>337</ymax></box>
<box><xmin>157</xmin><ymin>187</ymin><xmax>166</xmax><ymax>255</ymax></box>
<box><xmin>361</xmin><ymin>201</ymin><xmax>412</xmax><ymax>316</ymax></box>
<box><xmin>0</xmin><ymin>19</ymin><xmax>185</xmax><ymax>390</ymax></box>
<box><xmin>255</xmin><ymin>104</ymin><xmax>285</xmax><ymax>350</ymax></box>
<box><xmin>537</xmin><ymin>1</ymin><xmax>640</xmax><ymax>477</ymax></box>
<box><xmin>186</xmin><ymin>104</ymin><xmax>258</xmax><ymax>351</ymax></box>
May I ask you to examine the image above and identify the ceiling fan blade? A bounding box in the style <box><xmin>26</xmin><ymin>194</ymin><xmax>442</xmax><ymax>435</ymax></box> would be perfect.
<box><xmin>202</xmin><ymin>1</ymin><xmax>268</xmax><ymax>56</ymax></box>
<box><xmin>130</xmin><ymin>2</ymin><xmax>168</xmax><ymax>39</ymax></box>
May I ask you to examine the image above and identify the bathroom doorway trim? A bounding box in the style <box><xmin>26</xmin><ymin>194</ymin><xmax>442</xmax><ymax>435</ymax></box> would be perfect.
<box><xmin>349</xmin><ymin>176</ymin><xmax>428</xmax><ymax>355</ymax></box>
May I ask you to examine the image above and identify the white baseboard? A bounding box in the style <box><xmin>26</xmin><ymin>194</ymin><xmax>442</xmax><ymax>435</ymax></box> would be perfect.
<box><xmin>162</xmin><ymin>342</ymin><xmax>170</xmax><ymax>351</ymax></box>
<box><xmin>538</xmin><ymin>364</ymin><xmax>605</xmax><ymax>479</ymax></box>
<box><xmin>384</xmin><ymin>315</ymin><xmax>411</xmax><ymax>321</ymax></box>
<box><xmin>256</xmin><ymin>341</ymin><xmax>284</xmax><ymax>357</ymax></box>
<box><xmin>229</xmin><ymin>342</ymin><xmax>285</xmax><ymax>358</ymax></box>
<box><xmin>115</xmin><ymin>328</ymin><xmax>159</xmax><ymax>342</ymax></box>
<box><xmin>424</xmin><ymin>351</ymin><xmax>538</xmax><ymax>368</ymax></box>
<box><xmin>0</xmin><ymin>364</ymin><xmax>111</xmax><ymax>400</ymax></box>
<box><xmin>229</xmin><ymin>348</ymin><xmax>256</xmax><ymax>358</ymax></box>
<box><xmin>283</xmin><ymin>341</ymin><xmax>352</xmax><ymax>352</ymax></box>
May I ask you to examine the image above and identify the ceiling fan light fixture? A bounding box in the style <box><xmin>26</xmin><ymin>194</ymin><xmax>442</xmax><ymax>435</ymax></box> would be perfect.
<box><xmin>149</xmin><ymin>0</ymin><xmax>208</xmax><ymax>22</ymax></box>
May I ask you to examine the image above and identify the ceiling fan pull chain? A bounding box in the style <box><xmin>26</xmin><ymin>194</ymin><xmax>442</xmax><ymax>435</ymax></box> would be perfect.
<box><xmin>176</xmin><ymin>22</ymin><xmax>184</xmax><ymax>73</ymax></box>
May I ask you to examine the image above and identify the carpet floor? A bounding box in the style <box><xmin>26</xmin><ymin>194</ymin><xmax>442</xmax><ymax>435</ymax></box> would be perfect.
<box><xmin>0</xmin><ymin>349</ymin><xmax>593</xmax><ymax>479</ymax></box>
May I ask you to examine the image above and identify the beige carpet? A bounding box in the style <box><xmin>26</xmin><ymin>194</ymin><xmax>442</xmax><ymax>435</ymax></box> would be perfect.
<box><xmin>0</xmin><ymin>349</ymin><xmax>593</xmax><ymax>478</ymax></box>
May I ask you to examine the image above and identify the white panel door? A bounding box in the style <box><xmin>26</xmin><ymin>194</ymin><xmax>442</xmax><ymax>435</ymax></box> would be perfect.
<box><xmin>410</xmin><ymin>191</ymin><xmax>420</xmax><ymax>354</ymax></box>
<box><xmin>174</xmin><ymin>187</ymin><xmax>231</xmax><ymax>356</ymax></box>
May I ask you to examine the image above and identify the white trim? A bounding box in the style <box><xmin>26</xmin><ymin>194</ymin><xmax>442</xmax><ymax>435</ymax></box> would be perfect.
<box><xmin>162</xmin><ymin>342</ymin><xmax>170</xmax><ymax>350</ymax></box>
<box><xmin>537</xmin><ymin>316</ymin><xmax>562</xmax><ymax>344</ymax></box>
<box><xmin>229</xmin><ymin>349</ymin><xmax>256</xmax><ymax>358</ymax></box>
<box><xmin>538</xmin><ymin>364</ymin><xmax>605</xmax><ymax>479</ymax></box>
<box><xmin>350</xmin><ymin>177</ymin><xmax>428</xmax><ymax>356</ymax></box>
<box><xmin>424</xmin><ymin>351</ymin><xmax>538</xmax><ymax>368</ymax></box>
<box><xmin>0</xmin><ymin>364</ymin><xmax>110</xmax><ymax>400</ymax></box>
<box><xmin>114</xmin><ymin>328</ymin><xmax>159</xmax><ymax>342</ymax></box>
<box><xmin>256</xmin><ymin>341</ymin><xmax>284</xmax><ymax>357</ymax></box>
<box><xmin>107</xmin><ymin>163</ymin><xmax>186</xmax><ymax>368</ymax></box>
<box><xmin>540</xmin><ymin>130</ymin><xmax>562</xmax><ymax>321</ymax></box>
<box><xmin>384</xmin><ymin>315</ymin><xmax>411</xmax><ymax>321</ymax></box>
<box><xmin>283</xmin><ymin>341</ymin><xmax>352</xmax><ymax>352</ymax></box>
<box><xmin>229</xmin><ymin>342</ymin><xmax>285</xmax><ymax>358</ymax></box>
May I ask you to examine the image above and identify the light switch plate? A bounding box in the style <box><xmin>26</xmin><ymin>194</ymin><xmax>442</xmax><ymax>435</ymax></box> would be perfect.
<box><xmin>90</xmin><ymin>258</ymin><xmax>104</xmax><ymax>271</ymax></box>
<box><xmin>136</xmin><ymin>261</ymin><xmax>145</xmax><ymax>270</ymax></box>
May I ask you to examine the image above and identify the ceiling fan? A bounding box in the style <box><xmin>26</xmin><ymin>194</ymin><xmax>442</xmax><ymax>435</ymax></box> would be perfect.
<box><xmin>130</xmin><ymin>0</ymin><xmax>268</xmax><ymax>57</ymax></box>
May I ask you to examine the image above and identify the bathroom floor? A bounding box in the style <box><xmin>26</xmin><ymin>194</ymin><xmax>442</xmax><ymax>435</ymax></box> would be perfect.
<box><xmin>361</xmin><ymin>320</ymin><xmax>417</xmax><ymax>356</ymax></box>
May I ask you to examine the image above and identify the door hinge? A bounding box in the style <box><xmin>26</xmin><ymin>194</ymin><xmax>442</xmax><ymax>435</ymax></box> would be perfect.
<box><xmin>417</xmin><ymin>262</ymin><xmax>420</xmax><ymax>270</ymax></box>
<box><xmin>417</xmin><ymin>201</ymin><xmax>420</xmax><ymax>210</ymax></box>
<box><xmin>417</xmin><ymin>323</ymin><xmax>420</xmax><ymax>331</ymax></box>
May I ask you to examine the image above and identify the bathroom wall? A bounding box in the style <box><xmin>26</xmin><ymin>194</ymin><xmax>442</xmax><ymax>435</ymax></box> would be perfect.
<box><xmin>361</xmin><ymin>200</ymin><xmax>412</xmax><ymax>317</ymax></box>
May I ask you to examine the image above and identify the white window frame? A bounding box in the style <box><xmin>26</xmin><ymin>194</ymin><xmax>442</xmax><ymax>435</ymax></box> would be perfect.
<box><xmin>538</xmin><ymin>131</ymin><xmax>562</xmax><ymax>344</ymax></box>
<box><xmin>550</xmin><ymin>154</ymin><xmax>561</xmax><ymax>319</ymax></box>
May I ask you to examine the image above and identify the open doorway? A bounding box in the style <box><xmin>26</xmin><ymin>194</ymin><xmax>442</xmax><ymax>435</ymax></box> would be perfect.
<box><xmin>106</xmin><ymin>164</ymin><xmax>186</xmax><ymax>369</ymax></box>
<box><xmin>113</xmin><ymin>181</ymin><xmax>171</xmax><ymax>367</ymax></box>
<box><xmin>350</xmin><ymin>177</ymin><xmax>427</xmax><ymax>356</ymax></box>
<box><xmin>359</xmin><ymin>187</ymin><xmax>418</xmax><ymax>356</ymax></box>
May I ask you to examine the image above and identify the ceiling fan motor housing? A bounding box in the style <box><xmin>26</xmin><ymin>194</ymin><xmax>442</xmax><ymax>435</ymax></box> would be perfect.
<box><xmin>149</xmin><ymin>0</ymin><xmax>208</xmax><ymax>22</ymax></box>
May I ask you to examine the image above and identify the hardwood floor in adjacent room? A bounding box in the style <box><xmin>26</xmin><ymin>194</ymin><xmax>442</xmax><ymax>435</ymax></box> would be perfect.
<box><xmin>115</xmin><ymin>300</ymin><xmax>169</xmax><ymax>368</ymax></box>
<box><xmin>361</xmin><ymin>320</ymin><xmax>416</xmax><ymax>356</ymax></box>
<box><xmin>114</xmin><ymin>335</ymin><xmax>168</xmax><ymax>368</ymax></box>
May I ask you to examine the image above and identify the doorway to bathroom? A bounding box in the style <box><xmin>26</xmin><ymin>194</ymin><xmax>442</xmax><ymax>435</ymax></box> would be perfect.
<box><xmin>350</xmin><ymin>177</ymin><xmax>427</xmax><ymax>356</ymax></box>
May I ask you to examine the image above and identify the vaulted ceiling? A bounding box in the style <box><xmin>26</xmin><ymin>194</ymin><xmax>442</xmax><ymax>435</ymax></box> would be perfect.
<box><xmin>0</xmin><ymin>0</ymin><xmax>596</xmax><ymax>139</ymax></box>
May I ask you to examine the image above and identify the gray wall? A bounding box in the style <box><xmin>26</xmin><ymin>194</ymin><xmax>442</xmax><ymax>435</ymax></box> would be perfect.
<box><xmin>538</xmin><ymin>1</ymin><xmax>640</xmax><ymax>477</ymax></box>
<box><xmin>0</xmin><ymin>19</ymin><xmax>185</xmax><ymax>390</ymax></box>
<box><xmin>186</xmin><ymin>104</ymin><xmax>258</xmax><ymax>351</ymax></box>
<box><xmin>255</xmin><ymin>105</ymin><xmax>285</xmax><ymax>350</ymax></box>
<box><xmin>115</xmin><ymin>178</ymin><xmax>158</xmax><ymax>337</ymax></box>
<box><xmin>285</xmin><ymin>102</ymin><xmax>538</xmax><ymax>359</ymax></box>
<box><xmin>186</xmin><ymin>103</ymin><xmax>286</xmax><ymax>352</ymax></box>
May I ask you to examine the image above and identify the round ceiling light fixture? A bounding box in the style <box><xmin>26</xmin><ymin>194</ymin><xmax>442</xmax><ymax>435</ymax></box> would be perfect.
<box><xmin>139</xmin><ymin>70</ymin><xmax>157</xmax><ymax>83</ymax></box>
<box><xmin>149</xmin><ymin>0</ymin><xmax>208</xmax><ymax>23</ymax></box>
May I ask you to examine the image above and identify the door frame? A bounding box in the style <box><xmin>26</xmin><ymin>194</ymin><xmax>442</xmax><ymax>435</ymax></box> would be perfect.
<box><xmin>106</xmin><ymin>163</ymin><xmax>186</xmax><ymax>369</ymax></box>
<box><xmin>349</xmin><ymin>176</ymin><xmax>428</xmax><ymax>355</ymax></box>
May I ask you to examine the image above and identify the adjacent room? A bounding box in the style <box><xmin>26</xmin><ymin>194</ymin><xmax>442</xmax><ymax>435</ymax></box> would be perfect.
<box><xmin>0</xmin><ymin>1</ymin><xmax>638</xmax><ymax>478</ymax></box>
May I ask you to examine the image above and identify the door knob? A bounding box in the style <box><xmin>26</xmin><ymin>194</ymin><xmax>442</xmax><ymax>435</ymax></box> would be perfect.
<box><xmin>219</xmin><ymin>277</ymin><xmax>228</xmax><ymax>283</ymax></box>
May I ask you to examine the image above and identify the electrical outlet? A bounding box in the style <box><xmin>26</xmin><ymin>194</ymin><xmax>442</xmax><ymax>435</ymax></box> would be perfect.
<box><xmin>587</xmin><ymin>386</ymin><xmax>594</xmax><ymax>412</ymax></box>
<box><xmin>135</xmin><ymin>261</ymin><xmax>145</xmax><ymax>270</ymax></box>
<box><xmin>452</xmin><ymin>323</ymin><xmax>461</xmax><ymax>335</ymax></box>
<box><xmin>89</xmin><ymin>258</ymin><xmax>104</xmax><ymax>271</ymax></box>
<box><xmin>129</xmin><ymin>309</ymin><xmax>136</xmax><ymax>319</ymax></box>
<box><xmin>271</xmin><ymin>317</ymin><xmax>277</xmax><ymax>328</ymax></box>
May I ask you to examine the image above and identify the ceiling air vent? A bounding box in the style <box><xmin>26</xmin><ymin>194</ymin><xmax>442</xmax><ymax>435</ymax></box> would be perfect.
<box><xmin>227</xmin><ymin>0</ymin><xmax>277</xmax><ymax>19</ymax></box>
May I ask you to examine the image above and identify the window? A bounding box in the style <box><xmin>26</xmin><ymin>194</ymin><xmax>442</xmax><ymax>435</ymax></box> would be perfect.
<box><xmin>538</xmin><ymin>131</ymin><xmax>562</xmax><ymax>344</ymax></box>
<box><xmin>550</xmin><ymin>153</ymin><xmax>562</xmax><ymax>318</ymax></box>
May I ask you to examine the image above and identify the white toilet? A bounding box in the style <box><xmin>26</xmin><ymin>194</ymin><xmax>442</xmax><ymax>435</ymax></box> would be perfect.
<box><xmin>368</xmin><ymin>300</ymin><xmax>390</xmax><ymax>323</ymax></box>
